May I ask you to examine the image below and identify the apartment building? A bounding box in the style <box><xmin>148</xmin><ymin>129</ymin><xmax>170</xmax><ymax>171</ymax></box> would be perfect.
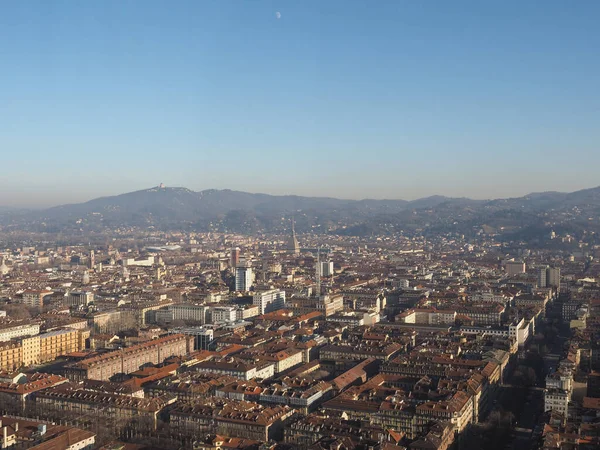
<box><xmin>253</xmin><ymin>289</ymin><xmax>286</xmax><ymax>315</ymax></box>
<box><xmin>64</xmin><ymin>334</ymin><xmax>192</xmax><ymax>381</ymax></box>
<box><xmin>415</xmin><ymin>391</ymin><xmax>473</xmax><ymax>434</ymax></box>
<box><xmin>545</xmin><ymin>388</ymin><xmax>569</xmax><ymax>416</ymax></box>
<box><xmin>20</xmin><ymin>290</ymin><xmax>53</xmax><ymax>308</ymax></box>
<box><xmin>194</xmin><ymin>359</ymin><xmax>276</xmax><ymax>381</ymax></box>
<box><xmin>38</xmin><ymin>329</ymin><xmax>89</xmax><ymax>363</ymax></box>
<box><xmin>32</xmin><ymin>384</ymin><xmax>172</xmax><ymax>432</ymax></box>
<box><xmin>0</xmin><ymin>341</ymin><xmax>22</xmax><ymax>372</ymax></box>
<box><xmin>0</xmin><ymin>321</ymin><xmax>40</xmax><ymax>342</ymax></box>
<box><xmin>169</xmin><ymin>399</ymin><xmax>294</xmax><ymax>441</ymax></box>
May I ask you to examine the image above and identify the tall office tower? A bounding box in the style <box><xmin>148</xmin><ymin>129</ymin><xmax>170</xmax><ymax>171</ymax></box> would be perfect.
<box><xmin>230</xmin><ymin>247</ymin><xmax>240</xmax><ymax>268</ymax></box>
<box><xmin>288</xmin><ymin>218</ymin><xmax>300</xmax><ymax>256</ymax></box>
<box><xmin>253</xmin><ymin>289</ymin><xmax>286</xmax><ymax>314</ymax></box>
<box><xmin>235</xmin><ymin>264</ymin><xmax>253</xmax><ymax>291</ymax></box>
<box><xmin>89</xmin><ymin>250</ymin><xmax>95</xmax><ymax>269</ymax></box>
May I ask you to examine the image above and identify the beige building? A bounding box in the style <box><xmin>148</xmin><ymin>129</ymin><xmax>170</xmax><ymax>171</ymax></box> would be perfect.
<box><xmin>0</xmin><ymin>341</ymin><xmax>22</xmax><ymax>372</ymax></box>
<box><xmin>21</xmin><ymin>335</ymin><xmax>41</xmax><ymax>366</ymax></box>
<box><xmin>39</xmin><ymin>329</ymin><xmax>89</xmax><ymax>363</ymax></box>
<box><xmin>21</xmin><ymin>290</ymin><xmax>53</xmax><ymax>308</ymax></box>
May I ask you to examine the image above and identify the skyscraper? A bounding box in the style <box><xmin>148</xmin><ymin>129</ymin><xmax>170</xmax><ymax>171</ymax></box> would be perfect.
<box><xmin>235</xmin><ymin>263</ymin><xmax>253</xmax><ymax>291</ymax></box>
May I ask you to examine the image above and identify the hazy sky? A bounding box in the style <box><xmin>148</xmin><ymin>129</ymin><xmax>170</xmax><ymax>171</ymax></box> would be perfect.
<box><xmin>1</xmin><ymin>1</ymin><xmax>599</xmax><ymax>207</ymax></box>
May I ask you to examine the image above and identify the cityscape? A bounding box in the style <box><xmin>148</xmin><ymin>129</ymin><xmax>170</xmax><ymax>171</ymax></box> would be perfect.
<box><xmin>0</xmin><ymin>190</ymin><xmax>599</xmax><ymax>449</ymax></box>
<box><xmin>2</xmin><ymin>1</ymin><xmax>600</xmax><ymax>450</ymax></box>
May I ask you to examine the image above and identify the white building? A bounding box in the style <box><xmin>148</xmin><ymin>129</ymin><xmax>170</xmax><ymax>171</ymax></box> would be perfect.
<box><xmin>253</xmin><ymin>289</ymin><xmax>286</xmax><ymax>314</ymax></box>
<box><xmin>122</xmin><ymin>256</ymin><xmax>155</xmax><ymax>267</ymax></box>
<box><xmin>0</xmin><ymin>322</ymin><xmax>40</xmax><ymax>342</ymax></box>
<box><xmin>172</xmin><ymin>304</ymin><xmax>208</xmax><ymax>323</ymax></box>
<box><xmin>544</xmin><ymin>389</ymin><xmax>569</xmax><ymax>416</ymax></box>
<box><xmin>235</xmin><ymin>266</ymin><xmax>254</xmax><ymax>292</ymax></box>
<box><xmin>67</xmin><ymin>291</ymin><xmax>94</xmax><ymax>307</ymax></box>
<box><xmin>318</xmin><ymin>261</ymin><xmax>334</xmax><ymax>277</ymax></box>
<box><xmin>236</xmin><ymin>305</ymin><xmax>260</xmax><ymax>321</ymax></box>
<box><xmin>209</xmin><ymin>306</ymin><xmax>237</xmax><ymax>324</ymax></box>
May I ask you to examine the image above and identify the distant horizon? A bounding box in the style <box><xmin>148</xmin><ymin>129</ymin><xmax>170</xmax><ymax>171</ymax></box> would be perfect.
<box><xmin>2</xmin><ymin>182</ymin><xmax>599</xmax><ymax>210</ymax></box>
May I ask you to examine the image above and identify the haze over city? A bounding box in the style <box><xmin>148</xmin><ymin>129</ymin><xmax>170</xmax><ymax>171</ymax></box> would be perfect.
<box><xmin>2</xmin><ymin>0</ymin><xmax>600</xmax><ymax>207</ymax></box>
<box><xmin>3</xmin><ymin>2</ymin><xmax>600</xmax><ymax>450</ymax></box>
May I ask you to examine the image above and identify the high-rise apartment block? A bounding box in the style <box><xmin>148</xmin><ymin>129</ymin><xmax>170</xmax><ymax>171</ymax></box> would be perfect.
<box><xmin>235</xmin><ymin>264</ymin><xmax>254</xmax><ymax>292</ymax></box>
<box><xmin>538</xmin><ymin>266</ymin><xmax>561</xmax><ymax>288</ymax></box>
<box><xmin>318</xmin><ymin>261</ymin><xmax>334</xmax><ymax>277</ymax></box>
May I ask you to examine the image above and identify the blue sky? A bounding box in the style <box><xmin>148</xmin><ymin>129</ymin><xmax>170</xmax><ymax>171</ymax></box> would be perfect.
<box><xmin>1</xmin><ymin>1</ymin><xmax>599</xmax><ymax>207</ymax></box>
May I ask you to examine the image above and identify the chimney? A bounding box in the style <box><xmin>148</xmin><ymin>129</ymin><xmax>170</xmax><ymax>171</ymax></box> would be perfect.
<box><xmin>14</xmin><ymin>422</ymin><xmax>18</xmax><ymax>432</ymax></box>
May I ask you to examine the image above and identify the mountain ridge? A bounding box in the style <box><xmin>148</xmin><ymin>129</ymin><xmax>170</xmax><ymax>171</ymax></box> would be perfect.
<box><xmin>2</xmin><ymin>185</ymin><xmax>600</xmax><ymax>239</ymax></box>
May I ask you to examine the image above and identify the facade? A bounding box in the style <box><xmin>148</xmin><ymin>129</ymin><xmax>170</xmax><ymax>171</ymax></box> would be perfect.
<box><xmin>0</xmin><ymin>341</ymin><xmax>22</xmax><ymax>372</ymax></box>
<box><xmin>1</xmin><ymin>328</ymin><xmax>88</xmax><ymax>369</ymax></box>
<box><xmin>194</xmin><ymin>360</ymin><xmax>276</xmax><ymax>381</ymax></box>
<box><xmin>169</xmin><ymin>400</ymin><xmax>294</xmax><ymax>442</ymax></box>
<box><xmin>169</xmin><ymin>327</ymin><xmax>213</xmax><ymax>350</ymax></box>
<box><xmin>253</xmin><ymin>289</ymin><xmax>286</xmax><ymax>315</ymax></box>
<box><xmin>64</xmin><ymin>334</ymin><xmax>192</xmax><ymax>381</ymax></box>
<box><xmin>157</xmin><ymin>303</ymin><xmax>208</xmax><ymax>324</ymax></box>
<box><xmin>21</xmin><ymin>335</ymin><xmax>41</xmax><ymax>366</ymax></box>
<box><xmin>173</xmin><ymin>303</ymin><xmax>208</xmax><ymax>323</ymax></box>
<box><xmin>66</xmin><ymin>291</ymin><xmax>94</xmax><ymax>307</ymax></box>
<box><xmin>38</xmin><ymin>329</ymin><xmax>88</xmax><ymax>363</ymax></box>
<box><xmin>236</xmin><ymin>305</ymin><xmax>260</xmax><ymax>321</ymax></box>
<box><xmin>544</xmin><ymin>388</ymin><xmax>569</xmax><ymax>416</ymax></box>
<box><xmin>0</xmin><ymin>322</ymin><xmax>40</xmax><ymax>342</ymax></box>
<box><xmin>538</xmin><ymin>266</ymin><xmax>561</xmax><ymax>288</ymax></box>
<box><xmin>505</xmin><ymin>261</ymin><xmax>526</xmax><ymax>276</ymax></box>
<box><xmin>318</xmin><ymin>261</ymin><xmax>334</xmax><ymax>277</ymax></box>
<box><xmin>235</xmin><ymin>266</ymin><xmax>253</xmax><ymax>292</ymax></box>
<box><xmin>32</xmin><ymin>384</ymin><xmax>171</xmax><ymax>433</ymax></box>
<box><xmin>230</xmin><ymin>247</ymin><xmax>241</xmax><ymax>268</ymax></box>
<box><xmin>209</xmin><ymin>306</ymin><xmax>237</xmax><ymax>324</ymax></box>
<box><xmin>21</xmin><ymin>290</ymin><xmax>52</xmax><ymax>308</ymax></box>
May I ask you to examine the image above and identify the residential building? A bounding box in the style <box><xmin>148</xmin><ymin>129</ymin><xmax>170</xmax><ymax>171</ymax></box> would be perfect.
<box><xmin>235</xmin><ymin>265</ymin><xmax>253</xmax><ymax>292</ymax></box>
<box><xmin>253</xmin><ymin>289</ymin><xmax>286</xmax><ymax>315</ymax></box>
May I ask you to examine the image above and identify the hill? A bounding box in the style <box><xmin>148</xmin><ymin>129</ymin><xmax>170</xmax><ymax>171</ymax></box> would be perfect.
<box><xmin>2</xmin><ymin>185</ymin><xmax>600</xmax><ymax>239</ymax></box>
